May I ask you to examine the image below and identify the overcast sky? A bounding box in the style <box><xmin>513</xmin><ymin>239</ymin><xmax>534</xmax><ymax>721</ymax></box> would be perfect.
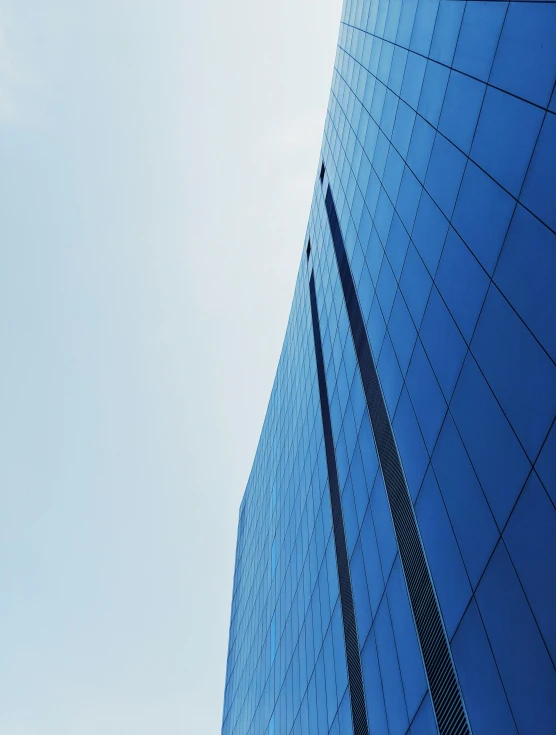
<box><xmin>0</xmin><ymin>1</ymin><xmax>341</xmax><ymax>732</ymax></box>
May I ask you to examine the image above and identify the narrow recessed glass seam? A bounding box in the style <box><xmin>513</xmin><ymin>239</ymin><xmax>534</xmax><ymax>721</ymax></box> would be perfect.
<box><xmin>323</xmin><ymin>182</ymin><xmax>471</xmax><ymax>735</ymax></box>
<box><xmin>308</xmin><ymin>270</ymin><xmax>369</xmax><ymax>735</ymax></box>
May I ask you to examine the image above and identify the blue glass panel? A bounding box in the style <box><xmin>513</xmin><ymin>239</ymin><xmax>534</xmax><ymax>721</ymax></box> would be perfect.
<box><xmin>351</xmin><ymin>192</ymin><xmax>365</xmax><ymax>243</ymax></box>
<box><xmin>358</xmin><ymin>204</ymin><xmax>373</xmax><ymax>254</ymax></box>
<box><xmin>410</xmin><ymin>693</ymin><xmax>438</xmax><ymax>735</ymax></box>
<box><xmin>374</xmin><ymin>186</ymin><xmax>394</xmax><ymax>244</ymax></box>
<box><xmin>329</xmin><ymin>716</ymin><xmax>340</xmax><ymax>735</ymax></box>
<box><xmin>415</xmin><ymin>467</ymin><xmax>471</xmax><ymax>639</ymax></box>
<box><xmin>504</xmin><ymin>472</ymin><xmax>556</xmax><ymax>662</ymax></box>
<box><xmin>377</xmin><ymin>332</ymin><xmax>403</xmax><ymax>417</ymax></box>
<box><xmin>429</xmin><ymin>0</ymin><xmax>464</xmax><ymax>66</ymax></box>
<box><xmin>406</xmin><ymin>115</ymin><xmax>435</xmax><ymax>184</ymax></box>
<box><xmin>490</xmin><ymin>2</ymin><xmax>556</xmax><ymax>108</ymax></box>
<box><xmin>400</xmin><ymin>244</ymin><xmax>432</xmax><ymax>329</ymax></box>
<box><xmin>324</xmin><ymin>627</ymin><xmax>338</xmax><ymax>728</ymax></box>
<box><xmin>384</xmin><ymin>1</ymin><xmax>403</xmax><ymax>44</ymax></box>
<box><xmin>374</xmin><ymin>0</ymin><xmax>389</xmax><ymax>38</ymax></box>
<box><xmin>336</xmin><ymin>364</ymin><xmax>350</xmax><ymax>421</ymax></box>
<box><xmin>406</xmin><ymin>340</ymin><xmax>446</xmax><ymax>453</ymax></box>
<box><xmin>410</xmin><ymin>0</ymin><xmax>439</xmax><ymax>56</ymax></box>
<box><xmin>377</xmin><ymin>257</ymin><xmax>397</xmax><ymax>321</ymax></box>
<box><xmin>387</xmin><ymin>557</ymin><xmax>428</xmax><ymax>720</ymax></box>
<box><xmin>393</xmin><ymin>387</ymin><xmax>429</xmax><ymax>502</ymax></box>
<box><xmin>494</xmin><ymin>205</ymin><xmax>556</xmax><ymax>363</ymax></box>
<box><xmin>327</xmin><ymin>542</ymin><xmax>340</xmax><ymax>613</ymax></box>
<box><xmin>471</xmin><ymin>87</ymin><xmax>543</xmax><ymax>197</ymax></box>
<box><xmin>358</xmin><ymin>156</ymin><xmax>372</xmax><ymax>203</ymax></box>
<box><xmin>360</xmin><ymin>503</ymin><xmax>385</xmax><ymax>616</ymax></box>
<box><xmin>331</xmin><ymin>603</ymin><xmax>348</xmax><ymax>703</ymax></box>
<box><xmin>361</xmin><ymin>631</ymin><xmax>389</xmax><ymax>734</ymax></box>
<box><xmin>371</xmin><ymin>81</ymin><xmax>387</xmax><ymax>126</ymax></box>
<box><xmin>378</xmin><ymin>43</ymin><xmax>395</xmax><ymax>89</ymax></box>
<box><xmin>330</xmin><ymin>390</ymin><xmax>343</xmax><ymax>448</ymax></box>
<box><xmin>361</xmin><ymin>67</ymin><xmax>376</xmax><ymax>112</ymax></box>
<box><xmin>336</xmin><ymin>428</ymin><xmax>350</xmax><ymax>490</ymax></box>
<box><xmin>350</xmin><ymin>443</ymin><xmax>370</xmax><ymax>525</ymax></box>
<box><xmin>451</xmin><ymin>599</ymin><xmax>518</xmax><ymax>735</ymax></box>
<box><xmin>536</xmin><ymin>421</ymin><xmax>556</xmax><ymax>507</ymax></box>
<box><xmin>471</xmin><ymin>286</ymin><xmax>556</xmax><ymax>461</ymax></box>
<box><xmin>521</xmin><ymin>112</ymin><xmax>556</xmax><ymax>233</ymax></box>
<box><xmin>395</xmin><ymin>166</ymin><xmax>422</xmax><ymax>234</ymax></box>
<box><xmin>438</xmin><ymin>71</ymin><xmax>486</xmax><ymax>154</ymax></box>
<box><xmin>411</xmin><ymin>190</ymin><xmax>448</xmax><ymax>275</ymax></box>
<box><xmin>341</xmin><ymin>477</ymin><xmax>359</xmax><ymax>559</ymax></box>
<box><xmin>350</xmin><ymin>539</ymin><xmax>372</xmax><ymax>649</ymax></box>
<box><xmin>400</xmin><ymin>52</ymin><xmax>427</xmax><ymax>111</ymax></box>
<box><xmin>388</xmin><ymin>45</ymin><xmax>408</xmax><ymax>96</ymax></box>
<box><xmin>385</xmin><ymin>212</ymin><xmax>410</xmax><ymax>280</ymax></box>
<box><xmin>374</xmin><ymin>598</ymin><xmax>409</xmax><ymax>735</ymax></box>
<box><xmin>420</xmin><ymin>287</ymin><xmax>467</xmax><ymax>402</ymax></box>
<box><xmin>383</xmin><ymin>146</ymin><xmax>404</xmax><ymax>202</ymax></box>
<box><xmin>425</xmin><ymin>133</ymin><xmax>466</xmax><ymax>218</ymax></box>
<box><xmin>392</xmin><ymin>99</ymin><xmax>416</xmax><ymax>158</ymax></box>
<box><xmin>307</xmin><ymin>677</ymin><xmax>318</xmax><ymax>735</ymax></box>
<box><xmin>373</xmin><ymin>130</ymin><xmax>390</xmax><ymax>183</ymax></box>
<box><xmin>417</xmin><ymin>60</ymin><xmax>449</xmax><ymax>127</ymax></box>
<box><xmin>452</xmin><ymin>1</ymin><xmax>507</xmax><ymax>82</ymax></box>
<box><xmin>337</xmin><ymin>689</ymin><xmax>353</xmax><ymax>735</ymax></box>
<box><xmin>452</xmin><ymin>161</ymin><xmax>515</xmax><ymax>276</ymax></box>
<box><xmin>363</xmin><ymin>117</ymin><xmax>379</xmax><ymax>161</ymax></box>
<box><xmin>358</xmin><ymin>412</ymin><xmax>379</xmax><ymax>491</ymax></box>
<box><xmin>271</xmin><ymin>614</ymin><xmax>276</xmax><ymax>664</ymax></box>
<box><xmin>367</xmin><ymin>296</ymin><xmax>386</xmax><ymax>360</ymax></box>
<box><xmin>365</xmin><ymin>226</ymin><xmax>384</xmax><ymax>284</ymax></box>
<box><xmin>550</xmin><ymin>84</ymin><xmax>556</xmax><ymax>114</ymax></box>
<box><xmin>315</xmin><ymin>649</ymin><xmax>329</xmax><ymax>733</ymax></box>
<box><xmin>450</xmin><ymin>354</ymin><xmax>530</xmax><ymax>530</ymax></box>
<box><xmin>370</xmin><ymin>471</ymin><xmax>397</xmax><ymax>580</ymax></box>
<box><xmin>364</xmin><ymin>1</ymin><xmax>380</xmax><ymax>35</ymax></box>
<box><xmin>345</xmin><ymin>332</ymin><xmax>358</xmax><ymax>388</ymax></box>
<box><xmin>374</xmin><ymin>131</ymin><xmax>391</xmax><ymax>181</ymax></box>
<box><xmin>396</xmin><ymin>0</ymin><xmax>419</xmax><ymax>48</ymax></box>
<box><xmin>432</xmin><ymin>412</ymin><xmax>498</xmax><ymax>587</ymax></box>
<box><xmin>435</xmin><ymin>227</ymin><xmax>488</xmax><ymax>343</ymax></box>
<box><xmin>388</xmin><ymin>285</ymin><xmax>416</xmax><ymax>372</ymax></box>
<box><xmin>477</xmin><ymin>542</ymin><xmax>556</xmax><ymax>735</ymax></box>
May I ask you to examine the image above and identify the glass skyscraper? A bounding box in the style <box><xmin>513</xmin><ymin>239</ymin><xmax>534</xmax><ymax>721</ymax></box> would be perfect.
<box><xmin>222</xmin><ymin>1</ymin><xmax>556</xmax><ymax>734</ymax></box>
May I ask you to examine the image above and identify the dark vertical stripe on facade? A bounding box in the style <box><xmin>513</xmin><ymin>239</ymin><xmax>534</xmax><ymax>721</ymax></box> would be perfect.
<box><xmin>323</xmin><ymin>185</ymin><xmax>471</xmax><ymax>735</ymax></box>
<box><xmin>308</xmin><ymin>272</ymin><xmax>369</xmax><ymax>735</ymax></box>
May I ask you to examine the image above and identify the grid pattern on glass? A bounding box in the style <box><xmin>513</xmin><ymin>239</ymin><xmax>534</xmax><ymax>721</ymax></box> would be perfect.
<box><xmin>309</xmin><ymin>270</ymin><xmax>369</xmax><ymax>735</ymax></box>
<box><xmin>222</xmin><ymin>1</ymin><xmax>556</xmax><ymax>734</ymax></box>
<box><xmin>222</xmin><ymin>261</ymin><xmax>354</xmax><ymax>735</ymax></box>
<box><xmin>323</xmin><ymin>181</ymin><xmax>470</xmax><ymax>735</ymax></box>
<box><xmin>313</xmin><ymin>1</ymin><xmax>556</xmax><ymax>733</ymax></box>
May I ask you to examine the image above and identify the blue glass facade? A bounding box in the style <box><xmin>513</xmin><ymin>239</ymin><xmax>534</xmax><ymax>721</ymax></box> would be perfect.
<box><xmin>222</xmin><ymin>2</ymin><xmax>556</xmax><ymax>734</ymax></box>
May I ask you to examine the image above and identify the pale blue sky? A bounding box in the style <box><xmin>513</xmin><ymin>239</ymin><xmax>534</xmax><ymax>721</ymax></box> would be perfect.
<box><xmin>0</xmin><ymin>1</ymin><xmax>340</xmax><ymax>732</ymax></box>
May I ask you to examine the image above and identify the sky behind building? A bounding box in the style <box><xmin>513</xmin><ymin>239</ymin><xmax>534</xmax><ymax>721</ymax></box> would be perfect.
<box><xmin>0</xmin><ymin>1</ymin><xmax>341</xmax><ymax>732</ymax></box>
